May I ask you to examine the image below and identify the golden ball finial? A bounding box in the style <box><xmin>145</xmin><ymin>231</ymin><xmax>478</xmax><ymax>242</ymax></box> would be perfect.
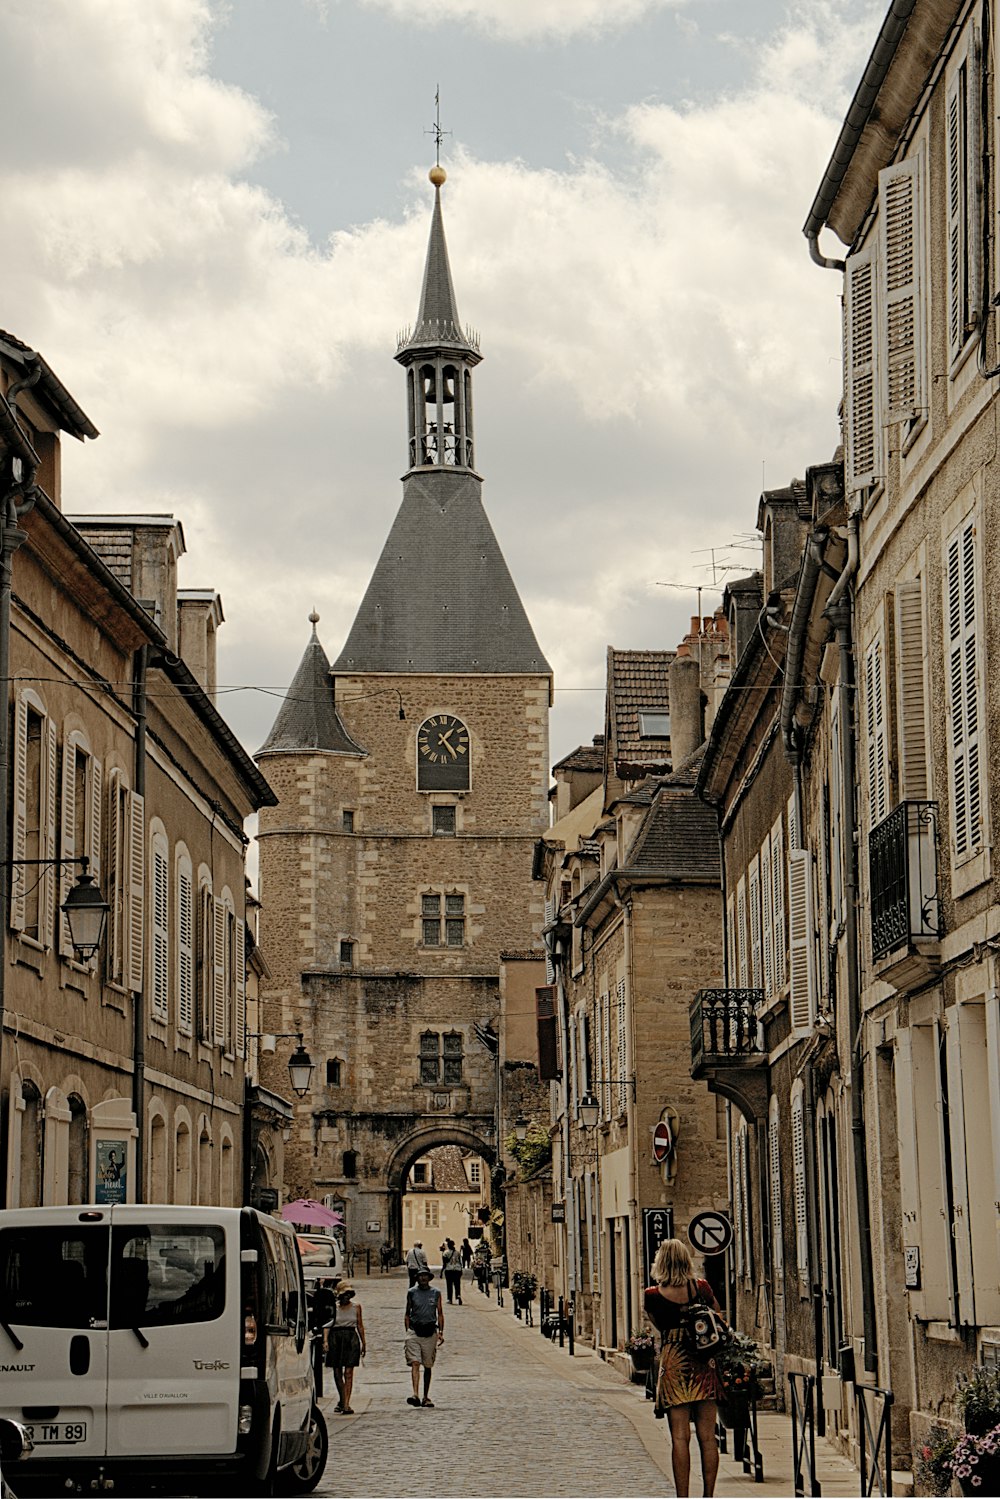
<box><xmin>429</xmin><ymin>164</ymin><xmax>447</xmax><ymax>187</ymax></box>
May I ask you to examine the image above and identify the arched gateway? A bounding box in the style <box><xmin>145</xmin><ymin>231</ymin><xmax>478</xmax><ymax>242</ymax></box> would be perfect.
<box><xmin>387</xmin><ymin>1126</ymin><xmax>496</xmax><ymax>1257</ymax></box>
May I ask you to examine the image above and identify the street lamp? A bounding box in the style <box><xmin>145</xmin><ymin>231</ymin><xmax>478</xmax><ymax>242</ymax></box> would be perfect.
<box><xmin>578</xmin><ymin>1091</ymin><xmax>600</xmax><ymax>1130</ymax></box>
<box><xmin>249</xmin><ymin>1031</ymin><xmax>316</xmax><ymax>1099</ymax></box>
<box><xmin>59</xmin><ymin>857</ymin><xmax>110</xmax><ymax>960</ymax></box>
<box><xmin>514</xmin><ymin>1113</ymin><xmax>529</xmax><ymax>1142</ymax></box>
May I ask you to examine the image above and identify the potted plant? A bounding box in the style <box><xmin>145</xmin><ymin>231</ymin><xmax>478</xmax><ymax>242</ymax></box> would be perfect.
<box><xmin>511</xmin><ymin>1271</ymin><xmax>537</xmax><ymax>1309</ymax></box>
<box><xmin>943</xmin><ymin>1425</ymin><xmax>1000</xmax><ymax>1494</ymax></box>
<box><xmin>624</xmin><ymin>1331</ymin><xmax>657</xmax><ymax>1375</ymax></box>
<box><xmin>958</xmin><ymin>1367</ymin><xmax>1000</xmax><ymax>1435</ymax></box>
<box><xmin>713</xmin><ymin>1331</ymin><xmax>766</xmax><ymax>1428</ymax></box>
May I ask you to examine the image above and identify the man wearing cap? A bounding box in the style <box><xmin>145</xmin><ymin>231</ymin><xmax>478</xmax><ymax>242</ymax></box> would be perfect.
<box><xmin>404</xmin><ymin>1267</ymin><xmax>444</xmax><ymax>1407</ymax></box>
<box><xmin>406</xmin><ymin>1240</ymin><xmax>428</xmax><ymax>1287</ymax></box>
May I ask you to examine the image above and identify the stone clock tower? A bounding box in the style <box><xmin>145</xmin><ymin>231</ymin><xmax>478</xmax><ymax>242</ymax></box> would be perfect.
<box><xmin>256</xmin><ymin>166</ymin><xmax>551</xmax><ymax>1246</ymax></box>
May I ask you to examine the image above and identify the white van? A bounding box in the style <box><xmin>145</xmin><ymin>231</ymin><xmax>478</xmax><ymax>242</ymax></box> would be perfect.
<box><xmin>0</xmin><ymin>1204</ymin><xmax>328</xmax><ymax>1495</ymax></box>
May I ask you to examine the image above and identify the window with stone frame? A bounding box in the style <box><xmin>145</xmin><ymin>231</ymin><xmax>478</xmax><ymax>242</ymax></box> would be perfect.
<box><xmin>326</xmin><ymin>1058</ymin><xmax>342</xmax><ymax>1086</ymax></box>
<box><xmin>418</xmin><ymin>1029</ymin><xmax>464</xmax><ymax>1085</ymax></box>
<box><xmin>421</xmin><ymin>890</ymin><xmax>466</xmax><ymax>946</ymax></box>
<box><xmin>419</xmin><ymin>1030</ymin><xmax>440</xmax><ymax>1083</ymax></box>
<box><xmin>432</xmin><ymin>804</ymin><xmax>456</xmax><ymax>836</ymax></box>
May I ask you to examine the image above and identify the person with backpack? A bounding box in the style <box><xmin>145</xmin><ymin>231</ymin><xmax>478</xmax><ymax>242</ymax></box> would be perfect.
<box><xmin>441</xmin><ymin>1238</ymin><xmax>462</xmax><ymax>1305</ymax></box>
<box><xmin>643</xmin><ymin>1238</ymin><xmax>726</xmax><ymax>1499</ymax></box>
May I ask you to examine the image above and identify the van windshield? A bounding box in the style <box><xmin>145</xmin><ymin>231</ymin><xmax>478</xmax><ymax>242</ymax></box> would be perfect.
<box><xmin>110</xmin><ymin>1225</ymin><xmax>226</xmax><ymax>1327</ymax></box>
<box><xmin>0</xmin><ymin>1226</ymin><xmax>109</xmax><ymax>1329</ymax></box>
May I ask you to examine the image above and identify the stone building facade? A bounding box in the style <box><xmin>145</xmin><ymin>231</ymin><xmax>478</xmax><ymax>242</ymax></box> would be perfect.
<box><xmin>256</xmin><ymin>168</ymin><xmax>551</xmax><ymax>1259</ymax></box>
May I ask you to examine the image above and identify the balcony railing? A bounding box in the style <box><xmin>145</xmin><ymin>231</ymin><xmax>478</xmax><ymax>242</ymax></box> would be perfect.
<box><xmin>690</xmin><ymin>989</ymin><xmax>765</xmax><ymax>1072</ymax></box>
<box><xmin>869</xmin><ymin>801</ymin><xmax>940</xmax><ymax>962</ymax></box>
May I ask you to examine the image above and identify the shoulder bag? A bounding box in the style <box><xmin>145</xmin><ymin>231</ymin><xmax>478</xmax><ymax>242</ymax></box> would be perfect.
<box><xmin>678</xmin><ymin>1279</ymin><xmax>730</xmax><ymax>1356</ymax></box>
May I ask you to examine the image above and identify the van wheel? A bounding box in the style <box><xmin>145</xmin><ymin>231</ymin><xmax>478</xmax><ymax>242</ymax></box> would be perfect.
<box><xmin>278</xmin><ymin>1404</ymin><xmax>328</xmax><ymax>1495</ymax></box>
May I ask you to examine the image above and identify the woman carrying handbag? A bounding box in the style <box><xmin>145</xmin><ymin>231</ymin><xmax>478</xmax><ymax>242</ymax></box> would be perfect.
<box><xmin>643</xmin><ymin>1238</ymin><xmax>726</xmax><ymax>1498</ymax></box>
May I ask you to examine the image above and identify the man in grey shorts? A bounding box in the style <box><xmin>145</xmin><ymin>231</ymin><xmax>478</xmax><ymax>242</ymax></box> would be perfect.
<box><xmin>404</xmin><ymin>1267</ymin><xmax>445</xmax><ymax>1407</ymax></box>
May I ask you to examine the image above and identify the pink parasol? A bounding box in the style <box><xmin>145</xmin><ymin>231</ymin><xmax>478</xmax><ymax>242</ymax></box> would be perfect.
<box><xmin>278</xmin><ymin>1198</ymin><xmax>344</xmax><ymax>1228</ymax></box>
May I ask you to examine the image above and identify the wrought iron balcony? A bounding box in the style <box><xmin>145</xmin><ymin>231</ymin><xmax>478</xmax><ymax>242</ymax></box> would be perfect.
<box><xmin>869</xmin><ymin>801</ymin><xmax>941</xmax><ymax>964</ymax></box>
<box><xmin>690</xmin><ymin>989</ymin><xmax>765</xmax><ymax>1071</ymax></box>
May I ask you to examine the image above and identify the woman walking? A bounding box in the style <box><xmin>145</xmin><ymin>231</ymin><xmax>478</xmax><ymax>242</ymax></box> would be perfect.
<box><xmin>325</xmin><ymin>1282</ymin><xmax>366</xmax><ymax>1415</ymax></box>
<box><xmin>442</xmin><ymin>1238</ymin><xmax>463</xmax><ymax>1305</ymax></box>
<box><xmin>644</xmin><ymin>1239</ymin><xmax>724</xmax><ymax>1498</ymax></box>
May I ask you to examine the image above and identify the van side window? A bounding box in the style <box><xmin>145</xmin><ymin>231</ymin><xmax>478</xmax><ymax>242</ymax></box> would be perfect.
<box><xmin>281</xmin><ymin>1235</ymin><xmax>304</xmax><ymax>1335</ymax></box>
<box><xmin>0</xmin><ymin>1226</ymin><xmax>109</xmax><ymax>1329</ymax></box>
<box><xmin>262</xmin><ymin>1227</ymin><xmax>290</xmax><ymax>1332</ymax></box>
<box><xmin>110</xmin><ymin>1225</ymin><xmax>226</xmax><ymax>1327</ymax></box>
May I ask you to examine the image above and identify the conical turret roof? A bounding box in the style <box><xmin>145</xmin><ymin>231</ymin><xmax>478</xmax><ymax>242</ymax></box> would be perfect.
<box><xmin>258</xmin><ymin>615</ymin><xmax>366</xmax><ymax>757</ymax></box>
<box><xmin>396</xmin><ymin>178</ymin><xmax>480</xmax><ymax>359</ymax></box>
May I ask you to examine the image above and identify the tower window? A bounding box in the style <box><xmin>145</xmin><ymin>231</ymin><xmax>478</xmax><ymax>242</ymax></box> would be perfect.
<box><xmin>342</xmin><ymin>810</ymin><xmax>354</xmax><ymax>833</ymax></box>
<box><xmin>432</xmin><ymin>805</ymin><xmax>456</xmax><ymax>836</ymax></box>
<box><xmin>343</xmin><ymin>1150</ymin><xmax>358</xmax><ymax>1178</ymax></box>
<box><xmin>445</xmin><ymin>894</ymin><xmax>465</xmax><ymax>946</ymax></box>
<box><xmin>638</xmin><ymin>711</ymin><xmax>671</xmax><ymax>739</ymax></box>
<box><xmin>340</xmin><ymin>939</ymin><xmax>355</xmax><ymax>967</ymax></box>
<box><xmin>421</xmin><ymin>892</ymin><xmax>466</xmax><ymax>946</ymax></box>
<box><xmin>326</xmin><ymin>1058</ymin><xmax>342</xmax><ymax>1087</ymax></box>
<box><xmin>419</xmin><ymin>1029</ymin><xmax>440</xmax><ymax>1082</ymax></box>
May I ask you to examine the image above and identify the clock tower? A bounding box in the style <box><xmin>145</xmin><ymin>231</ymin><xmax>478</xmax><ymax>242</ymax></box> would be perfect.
<box><xmin>256</xmin><ymin>166</ymin><xmax>551</xmax><ymax>1244</ymax></box>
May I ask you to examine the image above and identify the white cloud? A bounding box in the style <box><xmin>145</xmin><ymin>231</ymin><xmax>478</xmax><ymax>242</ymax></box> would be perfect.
<box><xmin>357</xmin><ymin>0</ymin><xmax>684</xmax><ymax>42</ymax></box>
<box><xmin>0</xmin><ymin>0</ymin><xmax>877</xmax><ymax>768</ymax></box>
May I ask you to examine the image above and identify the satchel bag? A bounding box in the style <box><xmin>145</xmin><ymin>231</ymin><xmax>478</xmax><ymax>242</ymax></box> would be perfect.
<box><xmin>679</xmin><ymin>1280</ymin><xmax>730</xmax><ymax>1356</ymax></box>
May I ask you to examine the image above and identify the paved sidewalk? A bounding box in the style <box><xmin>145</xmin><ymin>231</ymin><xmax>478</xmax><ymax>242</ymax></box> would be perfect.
<box><xmin>315</xmin><ymin>1269</ymin><xmax>862</xmax><ymax>1497</ymax></box>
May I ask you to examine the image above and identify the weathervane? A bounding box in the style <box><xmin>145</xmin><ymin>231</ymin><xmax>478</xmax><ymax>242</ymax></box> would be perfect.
<box><xmin>426</xmin><ymin>85</ymin><xmax>451</xmax><ymax>166</ymax></box>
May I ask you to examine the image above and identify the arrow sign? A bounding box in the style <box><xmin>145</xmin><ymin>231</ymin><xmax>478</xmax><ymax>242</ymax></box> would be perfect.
<box><xmin>688</xmin><ymin>1210</ymin><xmax>734</xmax><ymax>1256</ymax></box>
<box><xmin>652</xmin><ymin>1120</ymin><xmax>673</xmax><ymax>1164</ymax></box>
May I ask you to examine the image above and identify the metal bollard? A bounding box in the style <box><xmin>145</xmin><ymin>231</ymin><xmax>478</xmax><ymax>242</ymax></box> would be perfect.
<box><xmin>366</xmin><ymin>1248</ymin><xmax>371</xmax><ymax>1275</ymax></box>
<box><xmin>558</xmin><ymin>1296</ymin><xmax>565</xmax><ymax>1349</ymax></box>
<box><xmin>568</xmin><ymin>1309</ymin><xmax>574</xmax><ymax>1356</ymax></box>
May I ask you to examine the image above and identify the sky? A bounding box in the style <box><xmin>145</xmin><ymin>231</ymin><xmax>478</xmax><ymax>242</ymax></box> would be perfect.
<box><xmin>0</xmin><ymin>0</ymin><xmax>884</xmax><ymax>795</ymax></box>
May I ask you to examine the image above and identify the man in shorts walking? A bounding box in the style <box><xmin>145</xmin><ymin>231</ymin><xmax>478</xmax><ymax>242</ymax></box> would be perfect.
<box><xmin>404</xmin><ymin>1267</ymin><xmax>444</xmax><ymax>1407</ymax></box>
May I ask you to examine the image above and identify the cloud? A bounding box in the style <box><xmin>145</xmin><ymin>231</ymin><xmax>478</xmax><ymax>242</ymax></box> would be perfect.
<box><xmin>0</xmin><ymin>0</ymin><xmax>877</xmax><ymax>771</ymax></box>
<box><xmin>357</xmin><ymin>0</ymin><xmax>685</xmax><ymax>42</ymax></box>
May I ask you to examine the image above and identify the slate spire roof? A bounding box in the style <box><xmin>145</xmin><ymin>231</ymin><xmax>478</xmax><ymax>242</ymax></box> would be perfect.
<box><xmin>396</xmin><ymin>178</ymin><xmax>479</xmax><ymax>360</ymax></box>
<box><xmin>258</xmin><ymin>613</ymin><xmax>366</xmax><ymax>757</ymax></box>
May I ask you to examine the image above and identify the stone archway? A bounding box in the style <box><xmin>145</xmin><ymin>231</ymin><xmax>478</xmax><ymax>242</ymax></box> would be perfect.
<box><xmin>385</xmin><ymin>1124</ymin><xmax>496</xmax><ymax>1261</ymax></box>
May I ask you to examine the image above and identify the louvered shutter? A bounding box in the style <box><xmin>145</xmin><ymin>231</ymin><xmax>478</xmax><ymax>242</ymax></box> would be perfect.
<box><xmin>945</xmin><ymin>1017</ymin><xmax>975</xmax><ymax>1323</ymax></box>
<box><xmin>769</xmin><ymin>1098</ymin><xmax>784</xmax><ymax>1273</ymax></box>
<box><xmin>741</xmin><ymin>1129</ymin><xmax>753</xmax><ymax>1279</ymax></box>
<box><xmin>829</xmin><ymin>696</ymin><xmax>844</xmax><ymax>924</ymax></box>
<box><xmin>579</xmin><ymin>1011</ymin><xmax>590</xmax><ymax>1093</ymax></box>
<box><xmin>946</xmin><ymin>66</ymin><xmax>967</xmax><ymax>360</ymax></box>
<box><xmin>844</xmin><ymin>245</ymin><xmax>879</xmax><ymax>489</ymax></box>
<box><xmin>544</xmin><ymin>897</ymin><xmax>555</xmax><ymax>981</ymax></box>
<box><xmin>10</xmin><ymin>695</ymin><xmax>27</xmax><ymax>931</ymax></box>
<box><xmin>966</xmin><ymin>32</ymin><xmax>983</xmax><ymax>339</ymax></box>
<box><xmin>788</xmin><ymin>849</ymin><xmax>816</xmax><ymax>1031</ymax></box>
<box><xmin>59</xmin><ymin>735</ymin><xmax>77</xmax><ymax>957</ymax></box>
<box><xmin>616</xmin><ymin>978</ymin><xmax>627</xmax><ymax>1115</ymax></box>
<box><xmin>42</xmin><ymin>719</ymin><xmax>58</xmax><ymax>949</ymax></box>
<box><xmin>761</xmin><ymin>834</ymin><xmax>773</xmax><ymax>1001</ymax></box>
<box><xmin>151</xmin><ymin>839</ymin><xmax>169</xmax><ymax>1022</ymax></box>
<box><xmin>787</xmin><ymin>791</ymin><xmax>800</xmax><ymax>853</ymax></box>
<box><xmin>734</xmin><ymin>1128</ymin><xmax>745</xmax><ymax>1278</ymax></box>
<box><xmin>771</xmin><ymin>818</ymin><xmax>785</xmax><ymax>989</ymax></box>
<box><xmin>235</xmin><ymin>915</ymin><xmax>246</xmax><ymax>1057</ymax></box>
<box><xmin>895</xmin><ymin>579</ymin><xmax>929</xmax><ymax>800</ymax></box>
<box><xmin>126</xmin><ymin>791</ymin><xmax>145</xmax><ymax>992</ymax></box>
<box><xmin>946</xmin><ymin>519</ymin><xmax>983</xmax><ymax>857</ymax></box>
<box><xmin>893</xmin><ymin>1028</ymin><xmax>924</xmax><ymax>1317</ymax></box>
<box><xmin>792</xmin><ymin>1089</ymin><xmax>809</xmax><ymax>1290</ymax></box>
<box><xmin>177</xmin><ymin>863</ymin><xmax>193</xmax><ymax>1033</ymax></box>
<box><xmin>726</xmin><ymin>893</ymin><xmax>736</xmax><ymax>986</ymax></box>
<box><xmin>107</xmin><ymin>772</ymin><xmax>122</xmax><ymax>980</ymax></box>
<box><xmin>736</xmin><ymin>876</ymin><xmax>748</xmax><ymax>988</ymax></box>
<box><xmin>748</xmin><ymin>856</ymin><xmax>762</xmax><ymax>990</ymax></box>
<box><xmin>213</xmin><ymin>898</ymin><xmax>226</xmax><ymax>1046</ymax></box>
<box><xmin>865</xmin><ymin>633</ymin><xmax>889</xmax><ymax>827</ymax></box>
<box><xmin>880</xmin><ymin>156</ymin><xmax>924</xmax><ymax>424</ymax></box>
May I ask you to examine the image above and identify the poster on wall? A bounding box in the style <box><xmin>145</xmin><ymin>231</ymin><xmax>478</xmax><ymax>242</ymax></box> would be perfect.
<box><xmin>95</xmin><ymin>1140</ymin><xmax>128</xmax><ymax>1205</ymax></box>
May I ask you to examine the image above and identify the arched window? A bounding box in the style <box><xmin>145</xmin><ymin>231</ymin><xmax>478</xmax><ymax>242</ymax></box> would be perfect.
<box><xmin>198</xmin><ymin>1125</ymin><xmax>212</xmax><ymax>1204</ymax></box>
<box><xmin>19</xmin><ymin>1082</ymin><xmax>42</xmax><ymax>1207</ymax></box>
<box><xmin>11</xmin><ymin>690</ymin><xmax>55</xmax><ymax>945</ymax></box>
<box><xmin>220</xmin><ymin>1132</ymin><xmax>235</xmax><ymax>1205</ymax></box>
<box><xmin>175</xmin><ymin>1117</ymin><xmax>193</xmax><ymax>1204</ymax></box>
<box><xmin>149</xmin><ymin>1111</ymin><xmax>168</xmax><ymax>1201</ymax></box>
<box><xmin>68</xmin><ymin>1094</ymin><xmax>88</xmax><ymax>1205</ymax></box>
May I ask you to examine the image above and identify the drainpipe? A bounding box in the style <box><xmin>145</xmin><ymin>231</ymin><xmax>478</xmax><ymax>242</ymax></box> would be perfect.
<box><xmin>611</xmin><ymin>885</ymin><xmax>640</xmax><ymax>1339</ymax></box>
<box><xmin>824</xmin><ymin>512</ymin><xmax>878</xmax><ymax>1374</ymax></box>
<box><xmin>553</xmin><ymin>941</ymin><xmax>578</xmax><ymax>1308</ymax></box>
<box><xmin>131</xmin><ymin>645</ymin><xmax>149</xmax><ymax>1201</ymax></box>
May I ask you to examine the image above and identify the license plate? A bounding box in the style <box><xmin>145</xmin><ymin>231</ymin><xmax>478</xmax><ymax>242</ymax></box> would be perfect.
<box><xmin>24</xmin><ymin>1422</ymin><xmax>87</xmax><ymax>1445</ymax></box>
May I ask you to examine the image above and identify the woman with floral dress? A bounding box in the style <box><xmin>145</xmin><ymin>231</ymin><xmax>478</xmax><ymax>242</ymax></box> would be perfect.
<box><xmin>643</xmin><ymin>1238</ymin><xmax>725</xmax><ymax>1498</ymax></box>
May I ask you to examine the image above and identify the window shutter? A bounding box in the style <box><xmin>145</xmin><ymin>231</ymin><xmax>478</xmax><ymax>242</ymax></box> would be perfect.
<box><xmin>544</xmin><ymin>896</ymin><xmax>555</xmax><ymax>982</ymax></box>
<box><xmin>535</xmin><ymin>985</ymin><xmax>558</xmax><ymax>1081</ymax></box>
<box><xmin>151</xmin><ymin>840</ymin><xmax>169</xmax><ymax>1022</ymax></box>
<box><xmin>771</xmin><ymin>818</ymin><xmax>785</xmax><ymax>989</ymax></box>
<box><xmin>726</xmin><ymin>893</ymin><xmax>736</xmax><ymax>987</ymax></box>
<box><xmin>42</xmin><ymin>718</ymin><xmax>58</xmax><ymax>950</ymax></box>
<box><xmin>59</xmin><ymin>736</ymin><xmax>77</xmax><ymax>958</ymax></box>
<box><xmin>966</xmin><ymin>32</ymin><xmax>983</xmax><ymax>340</ymax></box>
<box><xmin>865</xmin><ymin>633</ymin><xmax>889</xmax><ymax>827</ymax></box>
<box><xmin>107</xmin><ymin>772</ymin><xmax>122</xmax><ymax>980</ymax></box>
<box><xmin>879</xmin><ymin>156</ymin><xmax>924</xmax><ymax>424</ymax></box>
<box><xmin>213</xmin><ymin>898</ymin><xmax>226</xmax><ymax>1046</ymax></box>
<box><xmin>748</xmin><ymin>856</ymin><xmax>762</xmax><ymax>991</ymax></box>
<box><xmin>788</xmin><ymin>849</ymin><xmax>816</xmax><ymax>1031</ymax></box>
<box><xmin>761</xmin><ymin>834</ymin><xmax>773</xmax><ymax>1001</ymax></box>
<box><xmin>595</xmin><ymin>992</ymin><xmax>604</xmax><ymax>1120</ymax></box>
<box><xmin>734</xmin><ymin>1127</ymin><xmax>745</xmax><ymax>1278</ymax></box>
<box><xmin>616</xmin><ymin>978</ymin><xmax>627</xmax><ymax>1114</ymax></box>
<box><xmin>89</xmin><ymin>758</ymin><xmax>102</xmax><ymax>887</ymax></box>
<box><xmin>895</xmin><ymin>579</ymin><xmax>929</xmax><ymax>801</ymax></box>
<box><xmin>177</xmin><ymin>864</ymin><xmax>194</xmax><ymax>1034</ymax></box>
<box><xmin>844</xmin><ymin>245</ymin><xmax>879</xmax><ymax>489</ymax></box>
<box><xmin>792</xmin><ymin>1089</ymin><xmax>809</xmax><ymax>1290</ymax></box>
<box><xmin>946</xmin><ymin>519</ymin><xmax>983</xmax><ymax>858</ymax></box>
<box><xmin>126</xmin><ymin>790</ymin><xmax>145</xmax><ymax>992</ymax></box>
<box><xmin>769</xmin><ymin>1098</ymin><xmax>784</xmax><ymax>1274</ymax></box>
<box><xmin>946</xmin><ymin>67</ymin><xmax>967</xmax><ymax>360</ymax></box>
<box><xmin>893</xmin><ymin>1028</ymin><xmax>924</xmax><ymax>1317</ymax></box>
<box><xmin>235</xmin><ymin>915</ymin><xmax>246</xmax><ymax>1057</ymax></box>
<box><xmin>10</xmin><ymin>695</ymin><xmax>27</xmax><ymax>931</ymax></box>
<box><xmin>579</xmin><ymin>1010</ymin><xmax>590</xmax><ymax>1093</ymax></box>
<box><xmin>830</xmin><ymin>696</ymin><xmax>844</xmax><ymax>925</ymax></box>
<box><xmin>787</xmin><ymin>792</ymin><xmax>800</xmax><ymax>854</ymax></box>
<box><xmin>945</xmin><ymin>1016</ymin><xmax>975</xmax><ymax>1324</ymax></box>
<box><xmin>736</xmin><ymin>876</ymin><xmax>748</xmax><ymax>988</ymax></box>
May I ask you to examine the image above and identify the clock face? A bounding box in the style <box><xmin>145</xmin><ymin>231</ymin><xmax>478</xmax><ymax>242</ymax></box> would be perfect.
<box><xmin>417</xmin><ymin>714</ymin><xmax>471</xmax><ymax>790</ymax></box>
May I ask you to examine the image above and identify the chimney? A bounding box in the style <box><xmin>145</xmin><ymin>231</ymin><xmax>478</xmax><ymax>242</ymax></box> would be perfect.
<box><xmin>669</xmin><ymin>652</ymin><xmax>703</xmax><ymax>768</ymax></box>
<box><xmin>178</xmin><ymin>590</ymin><xmax>224</xmax><ymax>693</ymax></box>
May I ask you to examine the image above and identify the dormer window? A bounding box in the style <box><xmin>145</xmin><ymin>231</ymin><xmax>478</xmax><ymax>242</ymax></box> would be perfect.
<box><xmin>638</xmin><ymin>711</ymin><xmax>670</xmax><ymax>738</ymax></box>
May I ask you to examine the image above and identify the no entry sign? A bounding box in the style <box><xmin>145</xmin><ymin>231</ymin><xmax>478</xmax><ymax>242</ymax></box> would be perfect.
<box><xmin>652</xmin><ymin>1120</ymin><xmax>673</xmax><ymax>1163</ymax></box>
<box><xmin>688</xmin><ymin>1210</ymin><xmax>734</xmax><ymax>1256</ymax></box>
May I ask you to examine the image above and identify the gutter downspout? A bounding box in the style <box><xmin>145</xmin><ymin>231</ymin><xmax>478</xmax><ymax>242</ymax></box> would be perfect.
<box><xmin>824</xmin><ymin>511</ymin><xmax>878</xmax><ymax>1374</ymax></box>
<box><xmin>803</xmin><ymin>0</ymin><xmax>918</xmax><ymax>271</ymax></box>
<box><xmin>553</xmin><ymin>940</ymin><xmax>578</xmax><ymax>1308</ymax></box>
<box><xmin>611</xmin><ymin>886</ymin><xmax>640</xmax><ymax>1340</ymax></box>
<box><xmin>131</xmin><ymin>645</ymin><xmax>150</xmax><ymax>1201</ymax></box>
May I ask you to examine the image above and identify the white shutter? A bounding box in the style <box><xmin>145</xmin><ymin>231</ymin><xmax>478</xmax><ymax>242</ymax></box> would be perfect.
<box><xmin>736</xmin><ymin>876</ymin><xmax>748</xmax><ymax>988</ymax></box>
<box><xmin>787</xmin><ymin>791</ymin><xmax>800</xmax><ymax>853</ymax></box>
<box><xmin>42</xmin><ymin>718</ymin><xmax>58</xmax><ymax>949</ymax></box>
<box><xmin>771</xmin><ymin>818</ymin><xmax>785</xmax><ymax>989</ymax></box>
<box><xmin>748</xmin><ymin>856</ymin><xmax>762</xmax><ymax>991</ymax></box>
<box><xmin>830</xmin><ymin>695</ymin><xmax>844</xmax><ymax>925</ymax></box>
<box><xmin>616</xmin><ymin>977</ymin><xmax>627</xmax><ymax>1115</ymax></box>
<box><xmin>235</xmin><ymin>913</ymin><xmax>246</xmax><ymax>1057</ymax></box>
<box><xmin>769</xmin><ymin>1097</ymin><xmax>784</xmax><ymax>1274</ymax></box>
<box><xmin>734</xmin><ymin>1126</ymin><xmax>745</xmax><ymax>1278</ymax></box>
<box><xmin>946</xmin><ymin>520</ymin><xmax>983</xmax><ymax>858</ymax></box>
<box><xmin>213</xmin><ymin>898</ymin><xmax>226</xmax><ymax>1046</ymax></box>
<box><xmin>177</xmin><ymin>863</ymin><xmax>194</xmax><ymax>1034</ymax></box>
<box><xmin>945</xmin><ymin>1016</ymin><xmax>975</xmax><ymax>1324</ymax></box>
<box><xmin>946</xmin><ymin>66</ymin><xmax>967</xmax><ymax>360</ymax></box>
<box><xmin>126</xmin><ymin>791</ymin><xmax>145</xmax><ymax>992</ymax></box>
<box><xmin>893</xmin><ymin>1028</ymin><xmax>924</xmax><ymax>1316</ymax></box>
<box><xmin>761</xmin><ymin>834</ymin><xmax>774</xmax><ymax>1001</ymax></box>
<box><xmin>956</xmin><ymin>1002</ymin><xmax>1000</xmax><ymax>1325</ymax></box>
<box><xmin>579</xmin><ymin>1011</ymin><xmax>590</xmax><ymax>1093</ymax></box>
<box><xmin>792</xmin><ymin>1087</ymin><xmax>809</xmax><ymax>1291</ymax></box>
<box><xmin>880</xmin><ymin>155</ymin><xmax>924</xmax><ymax>423</ymax></box>
<box><xmin>844</xmin><ymin>244</ymin><xmax>879</xmax><ymax>489</ymax></box>
<box><xmin>895</xmin><ymin>579</ymin><xmax>929</xmax><ymax>801</ymax></box>
<box><xmin>88</xmin><ymin>757</ymin><xmax>102</xmax><ymax>887</ymax></box>
<box><xmin>788</xmin><ymin>848</ymin><xmax>816</xmax><ymax>1032</ymax></box>
<box><xmin>10</xmin><ymin>695</ymin><xmax>27</xmax><ymax>931</ymax></box>
<box><xmin>107</xmin><ymin>772</ymin><xmax>122</xmax><ymax>980</ymax></box>
<box><xmin>865</xmin><ymin>632</ymin><xmax>890</xmax><ymax>828</ymax></box>
<box><xmin>151</xmin><ymin>839</ymin><xmax>169</xmax><ymax>1022</ymax></box>
<box><xmin>59</xmin><ymin>735</ymin><xmax>77</xmax><ymax>957</ymax></box>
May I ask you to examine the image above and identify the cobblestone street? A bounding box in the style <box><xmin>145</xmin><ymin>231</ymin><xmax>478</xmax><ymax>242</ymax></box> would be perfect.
<box><xmin>312</xmin><ymin>1271</ymin><xmax>861</xmax><ymax>1498</ymax></box>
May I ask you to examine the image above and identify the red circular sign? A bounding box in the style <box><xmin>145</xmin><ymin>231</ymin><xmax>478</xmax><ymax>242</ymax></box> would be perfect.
<box><xmin>652</xmin><ymin>1121</ymin><xmax>673</xmax><ymax>1163</ymax></box>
